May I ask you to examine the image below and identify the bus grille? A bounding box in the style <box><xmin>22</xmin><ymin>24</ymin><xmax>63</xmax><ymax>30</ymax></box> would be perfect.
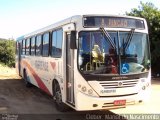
<box><xmin>99</xmin><ymin>79</ymin><xmax>139</xmax><ymax>89</ymax></box>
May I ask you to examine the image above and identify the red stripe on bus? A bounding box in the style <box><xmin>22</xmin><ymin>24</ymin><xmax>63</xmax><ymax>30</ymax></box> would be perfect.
<box><xmin>50</xmin><ymin>62</ymin><xmax>56</xmax><ymax>70</ymax></box>
<box><xmin>22</xmin><ymin>60</ymin><xmax>51</xmax><ymax>95</ymax></box>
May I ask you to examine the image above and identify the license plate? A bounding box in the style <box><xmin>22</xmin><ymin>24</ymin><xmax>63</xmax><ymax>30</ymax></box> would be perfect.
<box><xmin>114</xmin><ymin>100</ymin><xmax>126</xmax><ymax>106</ymax></box>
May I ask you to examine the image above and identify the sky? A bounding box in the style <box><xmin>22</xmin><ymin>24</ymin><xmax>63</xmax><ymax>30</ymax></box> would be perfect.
<box><xmin>0</xmin><ymin>0</ymin><xmax>159</xmax><ymax>39</ymax></box>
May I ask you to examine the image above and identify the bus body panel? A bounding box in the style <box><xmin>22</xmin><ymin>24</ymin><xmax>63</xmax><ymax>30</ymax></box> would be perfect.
<box><xmin>73</xmin><ymin>64</ymin><xmax>151</xmax><ymax>110</ymax></box>
<box><xmin>16</xmin><ymin>15</ymin><xmax>151</xmax><ymax>111</ymax></box>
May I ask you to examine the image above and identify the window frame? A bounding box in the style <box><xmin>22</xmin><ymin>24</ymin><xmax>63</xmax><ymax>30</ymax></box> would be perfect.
<box><xmin>35</xmin><ymin>35</ymin><xmax>42</xmax><ymax>56</ymax></box>
<box><xmin>51</xmin><ymin>29</ymin><xmax>63</xmax><ymax>58</ymax></box>
<box><xmin>25</xmin><ymin>38</ymin><xmax>31</xmax><ymax>55</ymax></box>
<box><xmin>42</xmin><ymin>32</ymin><xmax>50</xmax><ymax>57</ymax></box>
<box><xmin>31</xmin><ymin>36</ymin><xmax>36</xmax><ymax>56</ymax></box>
<box><xmin>22</xmin><ymin>39</ymin><xmax>26</xmax><ymax>55</ymax></box>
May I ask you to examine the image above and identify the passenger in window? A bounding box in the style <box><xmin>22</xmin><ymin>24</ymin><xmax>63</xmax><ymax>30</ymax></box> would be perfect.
<box><xmin>105</xmin><ymin>48</ymin><xmax>117</xmax><ymax>74</ymax></box>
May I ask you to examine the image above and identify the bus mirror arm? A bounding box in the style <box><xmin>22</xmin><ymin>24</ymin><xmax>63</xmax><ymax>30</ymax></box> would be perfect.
<box><xmin>70</xmin><ymin>31</ymin><xmax>77</xmax><ymax>49</ymax></box>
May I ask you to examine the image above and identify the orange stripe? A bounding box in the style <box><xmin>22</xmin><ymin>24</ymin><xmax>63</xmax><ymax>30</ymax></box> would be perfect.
<box><xmin>22</xmin><ymin>60</ymin><xmax>51</xmax><ymax>95</ymax></box>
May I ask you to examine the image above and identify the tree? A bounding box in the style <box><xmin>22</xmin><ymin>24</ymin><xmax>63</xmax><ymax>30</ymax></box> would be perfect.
<box><xmin>126</xmin><ymin>2</ymin><xmax>160</xmax><ymax>74</ymax></box>
<box><xmin>0</xmin><ymin>39</ymin><xmax>16</xmax><ymax>67</ymax></box>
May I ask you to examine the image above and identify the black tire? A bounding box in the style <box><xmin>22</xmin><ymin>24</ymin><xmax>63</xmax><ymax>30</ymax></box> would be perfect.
<box><xmin>23</xmin><ymin>70</ymin><xmax>32</xmax><ymax>88</ymax></box>
<box><xmin>53</xmin><ymin>82</ymin><xmax>70</xmax><ymax>112</ymax></box>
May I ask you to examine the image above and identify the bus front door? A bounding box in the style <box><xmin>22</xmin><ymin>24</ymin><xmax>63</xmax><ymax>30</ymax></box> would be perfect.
<box><xmin>66</xmin><ymin>33</ymin><xmax>75</xmax><ymax>105</ymax></box>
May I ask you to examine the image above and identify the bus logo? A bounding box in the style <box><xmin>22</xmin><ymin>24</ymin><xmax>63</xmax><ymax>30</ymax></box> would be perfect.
<box><xmin>118</xmin><ymin>82</ymin><xmax>123</xmax><ymax>87</ymax></box>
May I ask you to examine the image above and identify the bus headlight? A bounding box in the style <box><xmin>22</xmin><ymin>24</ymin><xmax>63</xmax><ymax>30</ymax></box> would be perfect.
<box><xmin>146</xmin><ymin>83</ymin><xmax>149</xmax><ymax>87</ymax></box>
<box><xmin>140</xmin><ymin>78</ymin><xmax>150</xmax><ymax>90</ymax></box>
<box><xmin>78</xmin><ymin>84</ymin><xmax>98</xmax><ymax>97</ymax></box>
<box><xmin>88</xmin><ymin>89</ymin><xmax>93</xmax><ymax>95</ymax></box>
<box><xmin>78</xmin><ymin>84</ymin><xmax>81</xmax><ymax>88</ymax></box>
<box><xmin>142</xmin><ymin>86</ymin><xmax>146</xmax><ymax>90</ymax></box>
<box><xmin>81</xmin><ymin>86</ymin><xmax>87</xmax><ymax>92</ymax></box>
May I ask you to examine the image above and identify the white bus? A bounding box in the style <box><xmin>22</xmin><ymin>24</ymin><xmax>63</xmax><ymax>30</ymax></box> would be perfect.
<box><xmin>16</xmin><ymin>15</ymin><xmax>151</xmax><ymax>111</ymax></box>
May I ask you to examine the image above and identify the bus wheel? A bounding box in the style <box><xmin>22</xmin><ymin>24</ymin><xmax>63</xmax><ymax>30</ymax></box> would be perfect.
<box><xmin>53</xmin><ymin>82</ymin><xmax>70</xmax><ymax>112</ymax></box>
<box><xmin>23</xmin><ymin>70</ymin><xmax>32</xmax><ymax>87</ymax></box>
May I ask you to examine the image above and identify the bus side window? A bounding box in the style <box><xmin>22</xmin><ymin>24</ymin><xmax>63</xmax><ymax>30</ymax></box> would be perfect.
<box><xmin>26</xmin><ymin>38</ymin><xmax>30</xmax><ymax>55</ymax></box>
<box><xmin>56</xmin><ymin>29</ymin><xmax>63</xmax><ymax>57</ymax></box>
<box><xmin>51</xmin><ymin>29</ymin><xmax>63</xmax><ymax>57</ymax></box>
<box><xmin>36</xmin><ymin>35</ymin><xmax>42</xmax><ymax>56</ymax></box>
<box><xmin>31</xmin><ymin>37</ymin><xmax>36</xmax><ymax>55</ymax></box>
<box><xmin>42</xmin><ymin>32</ymin><xmax>49</xmax><ymax>57</ymax></box>
<box><xmin>16</xmin><ymin>42</ymin><xmax>18</xmax><ymax>55</ymax></box>
<box><xmin>22</xmin><ymin>40</ymin><xmax>26</xmax><ymax>55</ymax></box>
<box><xmin>52</xmin><ymin>31</ymin><xmax>57</xmax><ymax>57</ymax></box>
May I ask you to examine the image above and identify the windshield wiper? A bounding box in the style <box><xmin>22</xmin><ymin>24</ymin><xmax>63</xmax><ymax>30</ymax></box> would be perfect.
<box><xmin>100</xmin><ymin>27</ymin><xmax>116</xmax><ymax>50</ymax></box>
<box><xmin>123</xmin><ymin>28</ymin><xmax>135</xmax><ymax>52</ymax></box>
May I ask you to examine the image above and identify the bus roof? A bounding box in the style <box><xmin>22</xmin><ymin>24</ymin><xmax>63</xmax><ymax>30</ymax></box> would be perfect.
<box><xmin>16</xmin><ymin>14</ymin><xmax>146</xmax><ymax>41</ymax></box>
<box><xmin>16</xmin><ymin>15</ymin><xmax>81</xmax><ymax>41</ymax></box>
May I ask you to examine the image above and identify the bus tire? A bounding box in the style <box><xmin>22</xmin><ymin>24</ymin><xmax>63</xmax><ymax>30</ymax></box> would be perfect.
<box><xmin>53</xmin><ymin>81</ymin><xmax>70</xmax><ymax>112</ymax></box>
<box><xmin>23</xmin><ymin>70</ymin><xmax>32</xmax><ymax>88</ymax></box>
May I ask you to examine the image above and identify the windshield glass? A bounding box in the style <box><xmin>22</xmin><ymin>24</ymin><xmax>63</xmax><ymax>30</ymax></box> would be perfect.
<box><xmin>78</xmin><ymin>31</ymin><xmax>150</xmax><ymax>75</ymax></box>
<box><xmin>119</xmin><ymin>32</ymin><xmax>150</xmax><ymax>74</ymax></box>
<box><xmin>78</xmin><ymin>31</ymin><xmax>118</xmax><ymax>74</ymax></box>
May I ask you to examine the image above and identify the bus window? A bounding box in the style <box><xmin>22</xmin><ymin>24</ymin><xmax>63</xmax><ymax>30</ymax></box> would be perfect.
<box><xmin>26</xmin><ymin>38</ymin><xmax>30</xmax><ymax>55</ymax></box>
<box><xmin>51</xmin><ymin>29</ymin><xmax>63</xmax><ymax>57</ymax></box>
<box><xmin>31</xmin><ymin>37</ymin><xmax>35</xmax><ymax>55</ymax></box>
<box><xmin>42</xmin><ymin>32</ymin><xmax>49</xmax><ymax>57</ymax></box>
<box><xmin>56</xmin><ymin>29</ymin><xmax>63</xmax><ymax>57</ymax></box>
<box><xmin>36</xmin><ymin>35</ymin><xmax>42</xmax><ymax>56</ymax></box>
<box><xmin>16</xmin><ymin>42</ymin><xmax>18</xmax><ymax>55</ymax></box>
<box><xmin>22</xmin><ymin>40</ymin><xmax>25</xmax><ymax>55</ymax></box>
<box><xmin>52</xmin><ymin>31</ymin><xmax>57</xmax><ymax>57</ymax></box>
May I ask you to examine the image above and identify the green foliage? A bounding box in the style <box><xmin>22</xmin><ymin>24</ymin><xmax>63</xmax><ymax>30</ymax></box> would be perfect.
<box><xmin>126</xmin><ymin>1</ymin><xmax>160</xmax><ymax>73</ymax></box>
<box><xmin>0</xmin><ymin>39</ymin><xmax>15</xmax><ymax>67</ymax></box>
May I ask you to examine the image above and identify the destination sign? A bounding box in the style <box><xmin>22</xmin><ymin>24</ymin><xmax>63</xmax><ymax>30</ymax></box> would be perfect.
<box><xmin>83</xmin><ymin>16</ymin><xmax>145</xmax><ymax>29</ymax></box>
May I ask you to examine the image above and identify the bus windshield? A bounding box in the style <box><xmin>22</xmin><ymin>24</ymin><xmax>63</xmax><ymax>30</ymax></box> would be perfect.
<box><xmin>78</xmin><ymin>31</ymin><xmax>150</xmax><ymax>75</ymax></box>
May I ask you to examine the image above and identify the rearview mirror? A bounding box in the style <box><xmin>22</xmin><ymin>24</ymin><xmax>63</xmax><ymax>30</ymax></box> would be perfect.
<box><xmin>70</xmin><ymin>31</ymin><xmax>77</xmax><ymax>49</ymax></box>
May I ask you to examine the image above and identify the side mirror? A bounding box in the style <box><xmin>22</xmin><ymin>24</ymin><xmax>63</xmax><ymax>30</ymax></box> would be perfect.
<box><xmin>70</xmin><ymin>31</ymin><xmax>77</xmax><ymax>49</ymax></box>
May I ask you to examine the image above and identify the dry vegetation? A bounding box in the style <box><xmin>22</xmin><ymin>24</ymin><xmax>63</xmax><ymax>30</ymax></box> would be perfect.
<box><xmin>0</xmin><ymin>65</ymin><xmax>20</xmax><ymax>79</ymax></box>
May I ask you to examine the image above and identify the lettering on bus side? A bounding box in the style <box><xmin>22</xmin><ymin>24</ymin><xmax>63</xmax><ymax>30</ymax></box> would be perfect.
<box><xmin>35</xmin><ymin>60</ymin><xmax>49</xmax><ymax>72</ymax></box>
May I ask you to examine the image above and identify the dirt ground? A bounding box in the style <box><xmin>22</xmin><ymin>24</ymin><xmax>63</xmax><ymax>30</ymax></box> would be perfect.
<box><xmin>0</xmin><ymin>66</ymin><xmax>126</xmax><ymax>120</ymax></box>
<box><xmin>0</xmin><ymin>65</ymin><xmax>20</xmax><ymax>79</ymax></box>
<box><xmin>0</xmin><ymin>66</ymin><xmax>56</xmax><ymax>114</ymax></box>
<box><xmin>0</xmin><ymin>66</ymin><xmax>160</xmax><ymax>120</ymax></box>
